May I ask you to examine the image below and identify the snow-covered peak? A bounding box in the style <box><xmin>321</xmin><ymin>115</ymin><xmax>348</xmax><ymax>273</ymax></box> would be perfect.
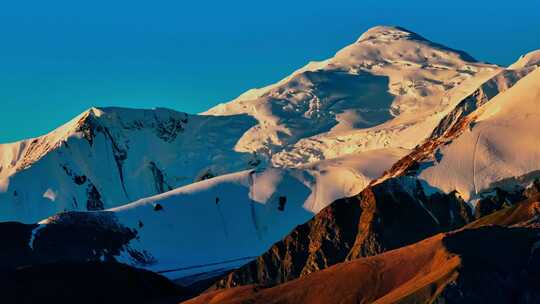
<box><xmin>204</xmin><ymin>26</ymin><xmax>498</xmax><ymax>165</ymax></box>
<box><xmin>356</xmin><ymin>25</ymin><xmax>427</xmax><ymax>42</ymax></box>
<box><xmin>6</xmin><ymin>106</ymin><xmax>188</xmax><ymax>146</ymax></box>
<box><xmin>0</xmin><ymin>107</ymin><xmax>189</xmax><ymax>177</ymax></box>
<box><xmin>207</xmin><ymin>26</ymin><xmax>485</xmax><ymax>116</ymax></box>
<box><xmin>73</xmin><ymin>106</ymin><xmax>189</xmax><ymax>136</ymax></box>
<box><xmin>334</xmin><ymin>25</ymin><xmax>479</xmax><ymax>70</ymax></box>
<box><xmin>355</xmin><ymin>26</ymin><xmax>475</xmax><ymax>61</ymax></box>
<box><xmin>0</xmin><ymin>105</ymin><xmax>259</xmax><ymax>223</ymax></box>
<box><xmin>82</xmin><ymin>106</ymin><xmax>187</xmax><ymax>121</ymax></box>
<box><xmin>509</xmin><ymin>50</ymin><xmax>540</xmax><ymax>69</ymax></box>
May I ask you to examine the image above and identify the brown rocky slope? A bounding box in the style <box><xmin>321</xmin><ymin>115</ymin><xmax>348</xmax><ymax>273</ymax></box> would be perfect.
<box><xmin>184</xmin><ymin>194</ymin><xmax>540</xmax><ymax>304</ymax></box>
<box><xmin>213</xmin><ymin>176</ymin><xmax>539</xmax><ymax>289</ymax></box>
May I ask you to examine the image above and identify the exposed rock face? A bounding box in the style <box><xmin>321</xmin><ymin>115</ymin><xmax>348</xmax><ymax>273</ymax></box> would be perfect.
<box><xmin>215</xmin><ymin>178</ymin><xmax>445</xmax><ymax>288</ymax></box>
<box><xmin>215</xmin><ymin>177</ymin><xmax>540</xmax><ymax>289</ymax></box>
<box><xmin>423</xmin><ymin>190</ymin><xmax>473</xmax><ymax>231</ymax></box>
<box><xmin>148</xmin><ymin>161</ymin><xmax>172</xmax><ymax>194</ymax></box>
<box><xmin>474</xmin><ymin>187</ymin><xmax>516</xmax><ymax>218</ymax></box>
<box><xmin>525</xmin><ymin>179</ymin><xmax>540</xmax><ymax>198</ymax></box>
<box><xmin>86</xmin><ymin>184</ymin><xmax>105</xmax><ymax>211</ymax></box>
<box><xmin>185</xmin><ymin>196</ymin><xmax>540</xmax><ymax>304</ymax></box>
<box><xmin>0</xmin><ymin>215</ymin><xmax>195</xmax><ymax>304</ymax></box>
<box><xmin>0</xmin><ymin>212</ymin><xmax>136</xmax><ymax>270</ymax></box>
<box><xmin>207</xmin><ymin>64</ymin><xmax>538</xmax><ymax>291</ymax></box>
<box><xmin>377</xmin><ymin>67</ymin><xmax>534</xmax><ymax>183</ymax></box>
<box><xmin>75</xmin><ymin>107</ymin><xmax>189</xmax><ymax>146</ymax></box>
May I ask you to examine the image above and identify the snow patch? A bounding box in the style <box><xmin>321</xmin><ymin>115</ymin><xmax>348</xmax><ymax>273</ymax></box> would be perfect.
<box><xmin>42</xmin><ymin>189</ymin><xmax>57</xmax><ymax>202</ymax></box>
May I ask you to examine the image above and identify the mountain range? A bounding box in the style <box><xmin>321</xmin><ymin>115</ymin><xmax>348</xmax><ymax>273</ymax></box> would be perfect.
<box><xmin>1</xmin><ymin>26</ymin><xmax>540</xmax><ymax>303</ymax></box>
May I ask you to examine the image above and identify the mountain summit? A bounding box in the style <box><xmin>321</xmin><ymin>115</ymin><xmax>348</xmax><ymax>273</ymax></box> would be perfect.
<box><xmin>205</xmin><ymin>25</ymin><xmax>498</xmax><ymax>167</ymax></box>
<box><xmin>356</xmin><ymin>26</ymin><xmax>477</xmax><ymax>61</ymax></box>
<box><xmin>0</xmin><ymin>26</ymin><xmax>503</xmax><ymax>223</ymax></box>
<box><xmin>0</xmin><ymin>106</ymin><xmax>259</xmax><ymax>222</ymax></box>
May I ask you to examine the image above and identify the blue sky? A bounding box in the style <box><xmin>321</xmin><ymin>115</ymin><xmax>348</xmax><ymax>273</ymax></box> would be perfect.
<box><xmin>1</xmin><ymin>0</ymin><xmax>539</xmax><ymax>143</ymax></box>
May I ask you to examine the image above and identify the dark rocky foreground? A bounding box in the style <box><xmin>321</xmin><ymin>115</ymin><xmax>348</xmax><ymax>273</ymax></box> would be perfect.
<box><xmin>185</xmin><ymin>194</ymin><xmax>540</xmax><ymax>304</ymax></box>
<box><xmin>0</xmin><ymin>262</ymin><xmax>190</xmax><ymax>304</ymax></box>
<box><xmin>0</xmin><ymin>213</ymin><xmax>194</xmax><ymax>303</ymax></box>
<box><xmin>0</xmin><ymin>212</ymin><xmax>136</xmax><ymax>270</ymax></box>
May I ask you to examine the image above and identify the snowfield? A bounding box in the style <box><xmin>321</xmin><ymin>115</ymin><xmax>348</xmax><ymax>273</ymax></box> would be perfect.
<box><xmin>37</xmin><ymin>148</ymin><xmax>404</xmax><ymax>279</ymax></box>
<box><xmin>0</xmin><ymin>107</ymin><xmax>259</xmax><ymax>222</ymax></box>
<box><xmin>418</xmin><ymin>67</ymin><xmax>540</xmax><ymax>202</ymax></box>
<box><xmin>205</xmin><ymin>26</ymin><xmax>499</xmax><ymax>166</ymax></box>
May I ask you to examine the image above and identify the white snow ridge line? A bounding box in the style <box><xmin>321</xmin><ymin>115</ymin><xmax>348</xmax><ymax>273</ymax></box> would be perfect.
<box><xmin>28</xmin><ymin>224</ymin><xmax>45</xmax><ymax>250</ymax></box>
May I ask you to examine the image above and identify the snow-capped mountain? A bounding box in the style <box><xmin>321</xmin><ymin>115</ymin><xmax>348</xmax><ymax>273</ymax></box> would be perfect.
<box><xmin>0</xmin><ymin>27</ymin><xmax>501</xmax><ymax>222</ymax></box>
<box><xmin>205</xmin><ymin>26</ymin><xmax>499</xmax><ymax>166</ymax></box>
<box><xmin>0</xmin><ymin>26</ymin><xmax>500</xmax><ymax>224</ymax></box>
<box><xmin>378</xmin><ymin>50</ymin><xmax>540</xmax><ymax>203</ymax></box>
<box><xmin>1</xmin><ymin>25</ymin><xmax>539</xmax><ymax>294</ymax></box>
<box><xmin>0</xmin><ymin>107</ymin><xmax>261</xmax><ymax>222</ymax></box>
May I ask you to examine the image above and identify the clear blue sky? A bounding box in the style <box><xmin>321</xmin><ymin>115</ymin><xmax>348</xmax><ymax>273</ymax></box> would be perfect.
<box><xmin>1</xmin><ymin>0</ymin><xmax>539</xmax><ymax>143</ymax></box>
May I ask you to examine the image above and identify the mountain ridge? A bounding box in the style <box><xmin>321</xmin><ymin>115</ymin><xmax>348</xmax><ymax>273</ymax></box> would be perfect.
<box><xmin>1</xmin><ymin>27</ymin><xmax>539</xmax><ymax>301</ymax></box>
<box><xmin>0</xmin><ymin>25</ymin><xmax>504</xmax><ymax>223</ymax></box>
<box><xmin>209</xmin><ymin>61</ymin><xmax>540</xmax><ymax>290</ymax></box>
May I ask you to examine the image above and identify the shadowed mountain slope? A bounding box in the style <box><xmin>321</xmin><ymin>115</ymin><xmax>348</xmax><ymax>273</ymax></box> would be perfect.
<box><xmin>185</xmin><ymin>194</ymin><xmax>540</xmax><ymax>304</ymax></box>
